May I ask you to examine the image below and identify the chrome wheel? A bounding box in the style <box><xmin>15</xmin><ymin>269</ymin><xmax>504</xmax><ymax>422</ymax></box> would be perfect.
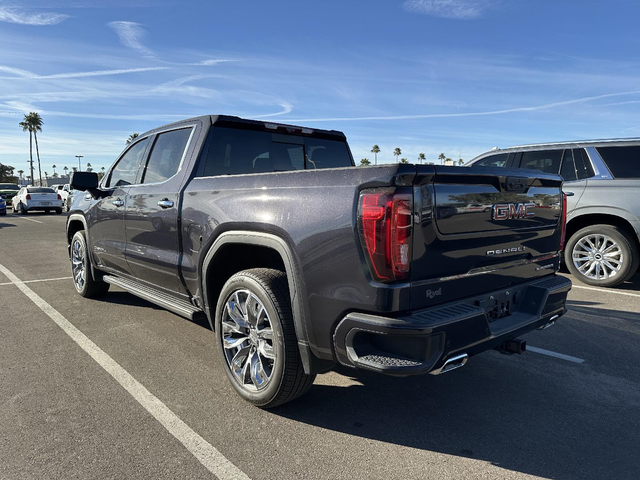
<box><xmin>221</xmin><ymin>289</ymin><xmax>275</xmax><ymax>391</ymax></box>
<box><xmin>572</xmin><ymin>234</ymin><xmax>623</xmax><ymax>281</ymax></box>
<box><xmin>72</xmin><ymin>238</ymin><xmax>86</xmax><ymax>291</ymax></box>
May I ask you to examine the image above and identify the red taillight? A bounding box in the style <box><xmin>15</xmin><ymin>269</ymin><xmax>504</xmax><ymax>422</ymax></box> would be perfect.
<box><xmin>358</xmin><ymin>188</ymin><xmax>412</xmax><ymax>282</ymax></box>
<box><xmin>559</xmin><ymin>192</ymin><xmax>567</xmax><ymax>250</ymax></box>
<box><xmin>57</xmin><ymin>194</ymin><xmax>62</xmax><ymax>200</ymax></box>
<box><xmin>26</xmin><ymin>194</ymin><xmax>31</xmax><ymax>200</ymax></box>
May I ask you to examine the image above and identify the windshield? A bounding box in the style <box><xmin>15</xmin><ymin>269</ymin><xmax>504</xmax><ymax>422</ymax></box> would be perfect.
<box><xmin>0</xmin><ymin>184</ymin><xmax>20</xmax><ymax>190</ymax></box>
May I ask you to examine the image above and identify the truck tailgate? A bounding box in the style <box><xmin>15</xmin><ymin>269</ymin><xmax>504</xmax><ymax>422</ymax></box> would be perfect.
<box><xmin>411</xmin><ymin>166</ymin><xmax>563</xmax><ymax>310</ymax></box>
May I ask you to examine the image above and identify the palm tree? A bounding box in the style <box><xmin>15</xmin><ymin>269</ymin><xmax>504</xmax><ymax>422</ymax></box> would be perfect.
<box><xmin>44</xmin><ymin>171</ymin><xmax>49</xmax><ymax>179</ymax></box>
<box><xmin>438</xmin><ymin>153</ymin><xmax>446</xmax><ymax>165</ymax></box>
<box><xmin>72</xmin><ymin>167</ymin><xmax>78</xmax><ymax>173</ymax></box>
<box><xmin>53</xmin><ymin>172</ymin><xmax>59</xmax><ymax>178</ymax></box>
<box><xmin>458</xmin><ymin>158</ymin><xmax>464</xmax><ymax>166</ymax></box>
<box><xmin>17</xmin><ymin>170</ymin><xmax>24</xmax><ymax>182</ymax></box>
<box><xmin>86</xmin><ymin>162</ymin><xmax>93</xmax><ymax>172</ymax></box>
<box><xmin>371</xmin><ymin>145</ymin><xmax>380</xmax><ymax>165</ymax></box>
<box><xmin>394</xmin><ymin>147</ymin><xmax>401</xmax><ymax>163</ymax></box>
<box><xmin>52</xmin><ymin>164</ymin><xmax>57</xmax><ymax>175</ymax></box>
<box><xmin>400</xmin><ymin>158</ymin><xmax>409</xmax><ymax>164</ymax></box>
<box><xmin>25</xmin><ymin>112</ymin><xmax>44</xmax><ymax>185</ymax></box>
<box><xmin>126</xmin><ymin>132</ymin><xmax>139</xmax><ymax>144</ymax></box>
<box><xmin>418</xmin><ymin>153</ymin><xmax>426</xmax><ymax>164</ymax></box>
<box><xmin>360</xmin><ymin>158</ymin><xmax>371</xmax><ymax>166</ymax></box>
<box><xmin>101</xmin><ymin>166</ymin><xmax>105</xmax><ymax>174</ymax></box>
<box><xmin>63</xmin><ymin>166</ymin><xmax>68</xmax><ymax>177</ymax></box>
<box><xmin>19</xmin><ymin>116</ymin><xmax>34</xmax><ymax>184</ymax></box>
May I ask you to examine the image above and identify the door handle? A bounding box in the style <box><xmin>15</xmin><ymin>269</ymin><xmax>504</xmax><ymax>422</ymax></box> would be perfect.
<box><xmin>112</xmin><ymin>199</ymin><xmax>124</xmax><ymax>207</ymax></box>
<box><xmin>157</xmin><ymin>199</ymin><xmax>174</xmax><ymax>209</ymax></box>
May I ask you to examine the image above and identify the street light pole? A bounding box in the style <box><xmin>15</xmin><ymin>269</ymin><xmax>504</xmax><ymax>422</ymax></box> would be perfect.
<box><xmin>75</xmin><ymin>155</ymin><xmax>83</xmax><ymax>171</ymax></box>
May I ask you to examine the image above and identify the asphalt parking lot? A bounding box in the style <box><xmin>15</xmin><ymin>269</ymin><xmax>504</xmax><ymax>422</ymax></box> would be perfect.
<box><xmin>1</xmin><ymin>212</ymin><xmax>639</xmax><ymax>480</ymax></box>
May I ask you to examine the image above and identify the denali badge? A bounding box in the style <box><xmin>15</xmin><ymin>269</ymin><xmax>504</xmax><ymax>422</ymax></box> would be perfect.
<box><xmin>486</xmin><ymin>246</ymin><xmax>526</xmax><ymax>256</ymax></box>
<box><xmin>492</xmin><ymin>202</ymin><xmax>535</xmax><ymax>221</ymax></box>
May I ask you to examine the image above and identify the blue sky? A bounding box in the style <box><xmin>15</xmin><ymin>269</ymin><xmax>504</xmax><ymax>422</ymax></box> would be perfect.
<box><xmin>2</xmin><ymin>0</ymin><xmax>640</xmax><ymax>176</ymax></box>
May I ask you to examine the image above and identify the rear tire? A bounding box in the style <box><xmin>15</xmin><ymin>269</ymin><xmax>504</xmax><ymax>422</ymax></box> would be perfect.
<box><xmin>564</xmin><ymin>224</ymin><xmax>639</xmax><ymax>287</ymax></box>
<box><xmin>215</xmin><ymin>268</ymin><xmax>316</xmax><ymax>408</ymax></box>
<box><xmin>55</xmin><ymin>208</ymin><xmax>62</xmax><ymax>215</ymax></box>
<box><xmin>71</xmin><ymin>230</ymin><xmax>110</xmax><ymax>298</ymax></box>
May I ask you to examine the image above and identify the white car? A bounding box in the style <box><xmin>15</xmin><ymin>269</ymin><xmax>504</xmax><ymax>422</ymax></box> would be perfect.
<box><xmin>13</xmin><ymin>186</ymin><xmax>63</xmax><ymax>214</ymax></box>
<box><xmin>51</xmin><ymin>183</ymin><xmax>73</xmax><ymax>206</ymax></box>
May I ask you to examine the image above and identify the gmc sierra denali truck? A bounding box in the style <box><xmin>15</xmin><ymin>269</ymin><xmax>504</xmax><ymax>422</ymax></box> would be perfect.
<box><xmin>67</xmin><ymin>115</ymin><xmax>571</xmax><ymax>407</ymax></box>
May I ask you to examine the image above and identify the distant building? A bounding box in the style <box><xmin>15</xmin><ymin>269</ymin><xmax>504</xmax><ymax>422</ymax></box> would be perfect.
<box><xmin>444</xmin><ymin>158</ymin><xmax>455</xmax><ymax>166</ymax></box>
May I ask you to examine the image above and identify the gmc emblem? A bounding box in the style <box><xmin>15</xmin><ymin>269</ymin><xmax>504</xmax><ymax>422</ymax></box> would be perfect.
<box><xmin>492</xmin><ymin>202</ymin><xmax>535</xmax><ymax>221</ymax></box>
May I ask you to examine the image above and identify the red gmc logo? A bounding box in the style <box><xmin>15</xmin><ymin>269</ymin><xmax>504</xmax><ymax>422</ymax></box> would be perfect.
<box><xmin>492</xmin><ymin>202</ymin><xmax>536</xmax><ymax>221</ymax></box>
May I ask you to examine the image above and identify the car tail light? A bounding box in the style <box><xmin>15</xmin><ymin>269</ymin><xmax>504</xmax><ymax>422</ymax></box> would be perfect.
<box><xmin>26</xmin><ymin>194</ymin><xmax>31</xmax><ymax>200</ymax></box>
<box><xmin>57</xmin><ymin>194</ymin><xmax>62</xmax><ymax>200</ymax></box>
<box><xmin>559</xmin><ymin>192</ymin><xmax>567</xmax><ymax>250</ymax></box>
<box><xmin>358</xmin><ymin>188</ymin><xmax>412</xmax><ymax>282</ymax></box>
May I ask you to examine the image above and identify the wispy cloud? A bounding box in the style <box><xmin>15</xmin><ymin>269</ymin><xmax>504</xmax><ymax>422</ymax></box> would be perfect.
<box><xmin>402</xmin><ymin>0</ymin><xmax>493</xmax><ymax>19</ymax></box>
<box><xmin>0</xmin><ymin>65</ymin><xmax>169</xmax><ymax>80</ymax></box>
<box><xmin>107</xmin><ymin>21</ymin><xmax>153</xmax><ymax>56</ymax></box>
<box><xmin>0</xmin><ymin>5</ymin><xmax>70</xmax><ymax>25</ymax></box>
<box><xmin>284</xmin><ymin>90</ymin><xmax>640</xmax><ymax>122</ymax></box>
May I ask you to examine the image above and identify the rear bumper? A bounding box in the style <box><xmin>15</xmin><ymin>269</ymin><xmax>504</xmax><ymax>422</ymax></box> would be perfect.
<box><xmin>333</xmin><ymin>275</ymin><xmax>572</xmax><ymax>376</ymax></box>
<box><xmin>24</xmin><ymin>201</ymin><xmax>63</xmax><ymax>211</ymax></box>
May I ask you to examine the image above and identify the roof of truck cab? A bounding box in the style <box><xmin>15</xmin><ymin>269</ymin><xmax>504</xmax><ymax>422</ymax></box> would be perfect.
<box><xmin>138</xmin><ymin>115</ymin><xmax>346</xmax><ymax>140</ymax></box>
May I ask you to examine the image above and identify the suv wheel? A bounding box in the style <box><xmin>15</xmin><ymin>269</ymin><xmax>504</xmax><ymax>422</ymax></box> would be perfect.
<box><xmin>215</xmin><ymin>268</ymin><xmax>315</xmax><ymax>408</ymax></box>
<box><xmin>71</xmin><ymin>230</ymin><xmax>110</xmax><ymax>297</ymax></box>
<box><xmin>565</xmin><ymin>224</ymin><xmax>639</xmax><ymax>287</ymax></box>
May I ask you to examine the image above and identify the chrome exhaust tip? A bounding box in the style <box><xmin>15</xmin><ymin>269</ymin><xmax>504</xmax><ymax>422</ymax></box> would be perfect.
<box><xmin>430</xmin><ymin>353</ymin><xmax>468</xmax><ymax>375</ymax></box>
<box><xmin>538</xmin><ymin>314</ymin><xmax>559</xmax><ymax>331</ymax></box>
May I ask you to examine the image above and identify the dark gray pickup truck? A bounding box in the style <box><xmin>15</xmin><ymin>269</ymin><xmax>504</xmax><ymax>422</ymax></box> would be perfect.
<box><xmin>67</xmin><ymin>115</ymin><xmax>571</xmax><ymax>407</ymax></box>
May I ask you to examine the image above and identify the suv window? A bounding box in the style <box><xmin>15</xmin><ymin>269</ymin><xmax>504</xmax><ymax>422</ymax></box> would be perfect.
<box><xmin>519</xmin><ymin>150</ymin><xmax>562</xmax><ymax>174</ymax></box>
<box><xmin>560</xmin><ymin>150</ymin><xmax>577</xmax><ymax>181</ymax></box>
<box><xmin>200</xmin><ymin>127</ymin><xmax>352</xmax><ymax>177</ymax></box>
<box><xmin>141</xmin><ymin>128</ymin><xmax>192</xmax><ymax>184</ymax></box>
<box><xmin>572</xmin><ymin>148</ymin><xmax>594</xmax><ymax>180</ymax></box>
<box><xmin>596</xmin><ymin>146</ymin><xmax>640</xmax><ymax>178</ymax></box>
<box><xmin>106</xmin><ymin>138</ymin><xmax>149</xmax><ymax>188</ymax></box>
<box><xmin>474</xmin><ymin>153</ymin><xmax>509</xmax><ymax>167</ymax></box>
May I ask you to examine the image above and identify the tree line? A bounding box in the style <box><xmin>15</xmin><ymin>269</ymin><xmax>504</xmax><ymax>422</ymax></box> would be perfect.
<box><xmin>360</xmin><ymin>145</ymin><xmax>464</xmax><ymax>167</ymax></box>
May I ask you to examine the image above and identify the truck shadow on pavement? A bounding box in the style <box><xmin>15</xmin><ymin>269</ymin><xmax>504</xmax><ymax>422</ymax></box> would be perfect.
<box><xmin>274</xmin><ymin>331</ymin><xmax>639</xmax><ymax>479</ymax></box>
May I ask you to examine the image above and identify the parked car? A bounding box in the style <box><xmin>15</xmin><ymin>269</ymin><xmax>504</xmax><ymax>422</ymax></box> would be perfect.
<box><xmin>67</xmin><ymin>115</ymin><xmax>570</xmax><ymax>407</ymax></box>
<box><xmin>51</xmin><ymin>183</ymin><xmax>73</xmax><ymax>207</ymax></box>
<box><xmin>0</xmin><ymin>196</ymin><xmax>6</xmax><ymax>215</ymax></box>
<box><xmin>468</xmin><ymin>139</ymin><xmax>640</xmax><ymax>287</ymax></box>
<box><xmin>13</xmin><ymin>186</ymin><xmax>63</xmax><ymax>214</ymax></box>
<box><xmin>0</xmin><ymin>183</ymin><xmax>20</xmax><ymax>206</ymax></box>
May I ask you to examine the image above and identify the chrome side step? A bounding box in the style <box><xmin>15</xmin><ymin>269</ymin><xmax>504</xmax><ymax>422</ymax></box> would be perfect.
<box><xmin>103</xmin><ymin>275</ymin><xmax>204</xmax><ymax>321</ymax></box>
<box><xmin>429</xmin><ymin>353</ymin><xmax>469</xmax><ymax>375</ymax></box>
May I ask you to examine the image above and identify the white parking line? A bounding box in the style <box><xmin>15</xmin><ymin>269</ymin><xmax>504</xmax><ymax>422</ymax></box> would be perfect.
<box><xmin>0</xmin><ymin>263</ymin><xmax>250</xmax><ymax>480</ymax></box>
<box><xmin>0</xmin><ymin>276</ymin><xmax>72</xmax><ymax>286</ymax></box>
<box><xmin>527</xmin><ymin>346</ymin><xmax>585</xmax><ymax>364</ymax></box>
<box><xmin>7</xmin><ymin>214</ymin><xmax>43</xmax><ymax>224</ymax></box>
<box><xmin>572</xmin><ymin>284</ymin><xmax>640</xmax><ymax>299</ymax></box>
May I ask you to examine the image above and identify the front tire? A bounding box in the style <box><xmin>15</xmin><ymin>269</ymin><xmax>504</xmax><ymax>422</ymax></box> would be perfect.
<box><xmin>215</xmin><ymin>268</ymin><xmax>315</xmax><ymax>408</ymax></box>
<box><xmin>71</xmin><ymin>230</ymin><xmax>110</xmax><ymax>298</ymax></box>
<box><xmin>565</xmin><ymin>224</ymin><xmax>639</xmax><ymax>287</ymax></box>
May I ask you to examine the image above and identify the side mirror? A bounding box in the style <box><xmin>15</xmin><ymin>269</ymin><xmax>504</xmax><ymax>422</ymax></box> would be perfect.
<box><xmin>70</xmin><ymin>171</ymin><xmax>99</xmax><ymax>191</ymax></box>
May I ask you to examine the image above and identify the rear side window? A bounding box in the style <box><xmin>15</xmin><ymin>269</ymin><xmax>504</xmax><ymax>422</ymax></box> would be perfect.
<box><xmin>200</xmin><ymin>127</ymin><xmax>352</xmax><ymax>177</ymax></box>
<box><xmin>141</xmin><ymin>128</ymin><xmax>192</xmax><ymax>184</ymax></box>
<box><xmin>106</xmin><ymin>138</ymin><xmax>149</xmax><ymax>188</ymax></box>
<box><xmin>474</xmin><ymin>153</ymin><xmax>509</xmax><ymax>167</ymax></box>
<box><xmin>520</xmin><ymin>150</ymin><xmax>562</xmax><ymax>174</ymax></box>
<box><xmin>572</xmin><ymin>149</ymin><xmax>594</xmax><ymax>180</ymax></box>
<box><xmin>560</xmin><ymin>150</ymin><xmax>577</xmax><ymax>181</ymax></box>
<box><xmin>596</xmin><ymin>146</ymin><xmax>640</xmax><ymax>178</ymax></box>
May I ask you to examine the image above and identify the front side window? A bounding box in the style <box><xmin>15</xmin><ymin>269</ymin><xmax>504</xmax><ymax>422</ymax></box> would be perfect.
<box><xmin>106</xmin><ymin>138</ymin><xmax>149</xmax><ymax>188</ymax></box>
<box><xmin>474</xmin><ymin>153</ymin><xmax>509</xmax><ymax>167</ymax></box>
<box><xmin>141</xmin><ymin>128</ymin><xmax>192</xmax><ymax>184</ymax></box>
<box><xmin>596</xmin><ymin>146</ymin><xmax>640</xmax><ymax>178</ymax></box>
<box><xmin>520</xmin><ymin>150</ymin><xmax>562</xmax><ymax>174</ymax></box>
<box><xmin>200</xmin><ymin>127</ymin><xmax>352</xmax><ymax>177</ymax></box>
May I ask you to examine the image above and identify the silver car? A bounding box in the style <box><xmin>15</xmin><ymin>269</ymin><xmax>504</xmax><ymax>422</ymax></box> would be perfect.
<box><xmin>468</xmin><ymin>139</ymin><xmax>640</xmax><ymax>287</ymax></box>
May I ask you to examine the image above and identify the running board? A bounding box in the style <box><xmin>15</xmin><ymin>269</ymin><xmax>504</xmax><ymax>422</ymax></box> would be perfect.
<box><xmin>102</xmin><ymin>275</ymin><xmax>205</xmax><ymax>321</ymax></box>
